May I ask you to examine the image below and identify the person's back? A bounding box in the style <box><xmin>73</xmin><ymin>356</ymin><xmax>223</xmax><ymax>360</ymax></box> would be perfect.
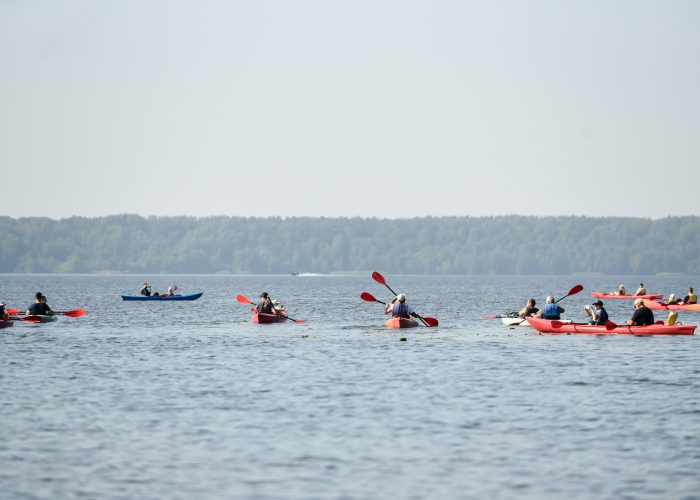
<box><xmin>617</xmin><ymin>284</ymin><xmax>626</xmax><ymax>295</ymax></box>
<box><xmin>629</xmin><ymin>299</ymin><xmax>654</xmax><ymax>326</ymax></box>
<box><xmin>27</xmin><ymin>292</ymin><xmax>51</xmax><ymax>316</ymax></box>
<box><xmin>684</xmin><ymin>287</ymin><xmax>697</xmax><ymax>304</ymax></box>
<box><xmin>539</xmin><ymin>296</ymin><xmax>563</xmax><ymax>320</ymax></box>
<box><xmin>634</xmin><ymin>283</ymin><xmax>646</xmax><ymax>296</ymax></box>
<box><xmin>385</xmin><ymin>293</ymin><xmax>415</xmax><ymax>319</ymax></box>
<box><xmin>140</xmin><ymin>283</ymin><xmax>151</xmax><ymax>296</ymax></box>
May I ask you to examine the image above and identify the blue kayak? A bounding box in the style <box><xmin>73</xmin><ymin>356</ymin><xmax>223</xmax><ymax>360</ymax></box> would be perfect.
<box><xmin>121</xmin><ymin>292</ymin><xmax>204</xmax><ymax>301</ymax></box>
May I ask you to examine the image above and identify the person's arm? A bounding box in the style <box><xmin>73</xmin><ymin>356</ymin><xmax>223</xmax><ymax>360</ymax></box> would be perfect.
<box><xmin>558</xmin><ymin>305</ymin><xmax>565</xmax><ymax>313</ymax></box>
<box><xmin>384</xmin><ymin>298</ymin><xmax>396</xmax><ymax>315</ymax></box>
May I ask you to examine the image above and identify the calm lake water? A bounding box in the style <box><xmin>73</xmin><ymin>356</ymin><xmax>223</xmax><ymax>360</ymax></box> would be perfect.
<box><xmin>1</xmin><ymin>274</ymin><xmax>699</xmax><ymax>499</ymax></box>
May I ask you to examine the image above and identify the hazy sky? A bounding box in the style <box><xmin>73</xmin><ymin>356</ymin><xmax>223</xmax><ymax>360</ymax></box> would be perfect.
<box><xmin>1</xmin><ymin>0</ymin><xmax>698</xmax><ymax>219</ymax></box>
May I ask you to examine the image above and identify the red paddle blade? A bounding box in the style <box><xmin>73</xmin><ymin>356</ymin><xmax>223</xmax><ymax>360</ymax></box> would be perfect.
<box><xmin>236</xmin><ymin>294</ymin><xmax>254</xmax><ymax>305</ymax></box>
<box><xmin>371</xmin><ymin>272</ymin><xmax>386</xmax><ymax>285</ymax></box>
<box><xmin>422</xmin><ymin>317</ymin><xmax>439</xmax><ymax>327</ymax></box>
<box><xmin>360</xmin><ymin>292</ymin><xmax>378</xmax><ymax>302</ymax></box>
<box><xmin>7</xmin><ymin>309</ymin><xmax>20</xmax><ymax>315</ymax></box>
<box><xmin>567</xmin><ymin>284</ymin><xmax>584</xmax><ymax>297</ymax></box>
<box><xmin>22</xmin><ymin>315</ymin><xmax>42</xmax><ymax>323</ymax></box>
<box><xmin>605</xmin><ymin>320</ymin><xmax>619</xmax><ymax>330</ymax></box>
<box><xmin>62</xmin><ymin>309</ymin><xmax>86</xmax><ymax>317</ymax></box>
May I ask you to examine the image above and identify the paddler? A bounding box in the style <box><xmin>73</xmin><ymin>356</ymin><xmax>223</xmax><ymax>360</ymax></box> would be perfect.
<box><xmin>0</xmin><ymin>301</ymin><xmax>9</xmax><ymax>321</ymax></box>
<box><xmin>257</xmin><ymin>292</ymin><xmax>275</xmax><ymax>314</ymax></box>
<box><xmin>384</xmin><ymin>293</ymin><xmax>419</xmax><ymax>320</ymax></box>
<box><xmin>586</xmin><ymin>300</ymin><xmax>608</xmax><ymax>326</ymax></box>
<box><xmin>682</xmin><ymin>287</ymin><xmax>697</xmax><ymax>304</ymax></box>
<box><xmin>612</xmin><ymin>284</ymin><xmax>626</xmax><ymax>295</ymax></box>
<box><xmin>26</xmin><ymin>292</ymin><xmax>53</xmax><ymax>316</ymax></box>
<box><xmin>534</xmin><ymin>296</ymin><xmax>564</xmax><ymax>320</ymax></box>
<box><xmin>627</xmin><ymin>298</ymin><xmax>654</xmax><ymax>326</ymax></box>
<box><xmin>140</xmin><ymin>283</ymin><xmax>152</xmax><ymax>296</ymax></box>
<box><xmin>634</xmin><ymin>283</ymin><xmax>647</xmax><ymax>296</ymax></box>
<box><xmin>518</xmin><ymin>298</ymin><xmax>538</xmax><ymax>317</ymax></box>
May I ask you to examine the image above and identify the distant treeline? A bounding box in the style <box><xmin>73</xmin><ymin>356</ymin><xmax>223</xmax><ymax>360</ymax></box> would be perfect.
<box><xmin>0</xmin><ymin>215</ymin><xmax>698</xmax><ymax>274</ymax></box>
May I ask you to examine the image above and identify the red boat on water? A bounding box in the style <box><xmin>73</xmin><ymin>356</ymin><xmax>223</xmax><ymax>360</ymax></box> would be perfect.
<box><xmin>252</xmin><ymin>312</ymin><xmax>289</xmax><ymax>324</ymax></box>
<box><xmin>384</xmin><ymin>317</ymin><xmax>419</xmax><ymax>329</ymax></box>
<box><xmin>526</xmin><ymin>317</ymin><xmax>695</xmax><ymax>335</ymax></box>
<box><xmin>642</xmin><ymin>299</ymin><xmax>700</xmax><ymax>311</ymax></box>
<box><xmin>591</xmin><ymin>291</ymin><xmax>663</xmax><ymax>300</ymax></box>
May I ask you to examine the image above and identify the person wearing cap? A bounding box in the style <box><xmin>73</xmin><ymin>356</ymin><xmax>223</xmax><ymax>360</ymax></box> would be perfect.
<box><xmin>272</xmin><ymin>299</ymin><xmax>284</xmax><ymax>313</ymax></box>
<box><xmin>140</xmin><ymin>283</ymin><xmax>152</xmax><ymax>296</ymax></box>
<box><xmin>586</xmin><ymin>300</ymin><xmax>608</xmax><ymax>326</ymax></box>
<box><xmin>634</xmin><ymin>283</ymin><xmax>647</xmax><ymax>296</ymax></box>
<box><xmin>627</xmin><ymin>298</ymin><xmax>654</xmax><ymax>326</ymax></box>
<box><xmin>517</xmin><ymin>298</ymin><xmax>538</xmax><ymax>318</ymax></box>
<box><xmin>256</xmin><ymin>292</ymin><xmax>275</xmax><ymax>314</ymax></box>
<box><xmin>0</xmin><ymin>301</ymin><xmax>9</xmax><ymax>321</ymax></box>
<box><xmin>26</xmin><ymin>292</ymin><xmax>53</xmax><ymax>316</ymax></box>
<box><xmin>534</xmin><ymin>296</ymin><xmax>564</xmax><ymax>320</ymax></box>
<box><xmin>384</xmin><ymin>293</ymin><xmax>418</xmax><ymax>319</ymax></box>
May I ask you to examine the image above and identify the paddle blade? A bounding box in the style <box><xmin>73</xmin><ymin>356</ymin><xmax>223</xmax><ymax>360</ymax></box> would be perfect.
<box><xmin>605</xmin><ymin>320</ymin><xmax>619</xmax><ymax>330</ymax></box>
<box><xmin>371</xmin><ymin>271</ymin><xmax>386</xmax><ymax>285</ymax></box>
<box><xmin>7</xmin><ymin>309</ymin><xmax>20</xmax><ymax>315</ymax></box>
<box><xmin>567</xmin><ymin>284</ymin><xmax>584</xmax><ymax>297</ymax></box>
<box><xmin>61</xmin><ymin>309</ymin><xmax>86</xmax><ymax>317</ymax></box>
<box><xmin>22</xmin><ymin>315</ymin><xmax>42</xmax><ymax>323</ymax></box>
<box><xmin>236</xmin><ymin>294</ymin><xmax>254</xmax><ymax>305</ymax></box>
<box><xmin>360</xmin><ymin>292</ymin><xmax>378</xmax><ymax>302</ymax></box>
<box><xmin>422</xmin><ymin>317</ymin><xmax>439</xmax><ymax>327</ymax></box>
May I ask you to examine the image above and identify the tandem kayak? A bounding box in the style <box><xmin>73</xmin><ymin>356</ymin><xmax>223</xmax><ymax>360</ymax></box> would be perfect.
<box><xmin>642</xmin><ymin>299</ymin><xmax>700</xmax><ymax>311</ymax></box>
<box><xmin>0</xmin><ymin>320</ymin><xmax>13</xmax><ymax>329</ymax></box>
<box><xmin>384</xmin><ymin>317</ymin><xmax>420</xmax><ymax>329</ymax></box>
<box><xmin>592</xmin><ymin>291</ymin><xmax>663</xmax><ymax>300</ymax></box>
<box><xmin>121</xmin><ymin>292</ymin><xmax>204</xmax><ymax>301</ymax></box>
<box><xmin>252</xmin><ymin>313</ymin><xmax>288</xmax><ymax>324</ymax></box>
<box><xmin>526</xmin><ymin>317</ymin><xmax>695</xmax><ymax>335</ymax></box>
<box><xmin>501</xmin><ymin>316</ymin><xmax>572</xmax><ymax>326</ymax></box>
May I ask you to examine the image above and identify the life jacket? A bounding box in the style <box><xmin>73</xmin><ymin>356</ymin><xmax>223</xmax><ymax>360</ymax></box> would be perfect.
<box><xmin>688</xmin><ymin>293</ymin><xmax>697</xmax><ymax>304</ymax></box>
<box><xmin>393</xmin><ymin>303</ymin><xmax>411</xmax><ymax>318</ymax></box>
<box><xmin>542</xmin><ymin>303</ymin><xmax>560</xmax><ymax>320</ymax></box>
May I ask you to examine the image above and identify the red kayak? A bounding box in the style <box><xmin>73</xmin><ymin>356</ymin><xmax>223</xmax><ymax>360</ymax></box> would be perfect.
<box><xmin>592</xmin><ymin>291</ymin><xmax>663</xmax><ymax>300</ymax></box>
<box><xmin>384</xmin><ymin>317</ymin><xmax>419</xmax><ymax>329</ymax></box>
<box><xmin>642</xmin><ymin>299</ymin><xmax>700</xmax><ymax>311</ymax></box>
<box><xmin>252</xmin><ymin>313</ymin><xmax>287</xmax><ymax>324</ymax></box>
<box><xmin>526</xmin><ymin>317</ymin><xmax>695</xmax><ymax>335</ymax></box>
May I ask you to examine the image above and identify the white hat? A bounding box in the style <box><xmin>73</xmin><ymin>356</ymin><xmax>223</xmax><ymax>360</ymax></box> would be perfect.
<box><xmin>0</xmin><ymin>301</ymin><xmax>5</xmax><ymax>307</ymax></box>
<box><xmin>634</xmin><ymin>298</ymin><xmax>644</xmax><ymax>306</ymax></box>
<box><xmin>396</xmin><ymin>293</ymin><xmax>406</xmax><ymax>302</ymax></box>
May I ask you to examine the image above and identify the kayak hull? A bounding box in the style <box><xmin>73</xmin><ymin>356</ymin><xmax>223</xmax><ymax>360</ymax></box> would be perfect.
<box><xmin>502</xmin><ymin>317</ymin><xmax>572</xmax><ymax>327</ymax></box>
<box><xmin>0</xmin><ymin>320</ymin><xmax>13</xmax><ymax>329</ymax></box>
<box><xmin>252</xmin><ymin>313</ymin><xmax>286</xmax><ymax>324</ymax></box>
<box><xmin>121</xmin><ymin>292</ymin><xmax>203</xmax><ymax>301</ymax></box>
<box><xmin>526</xmin><ymin>317</ymin><xmax>695</xmax><ymax>335</ymax></box>
<box><xmin>592</xmin><ymin>292</ymin><xmax>663</xmax><ymax>300</ymax></box>
<box><xmin>643</xmin><ymin>299</ymin><xmax>700</xmax><ymax>311</ymax></box>
<box><xmin>384</xmin><ymin>317</ymin><xmax>419</xmax><ymax>329</ymax></box>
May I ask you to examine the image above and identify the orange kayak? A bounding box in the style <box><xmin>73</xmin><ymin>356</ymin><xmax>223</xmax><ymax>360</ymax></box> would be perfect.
<box><xmin>384</xmin><ymin>317</ymin><xmax>419</xmax><ymax>329</ymax></box>
<box><xmin>642</xmin><ymin>299</ymin><xmax>700</xmax><ymax>311</ymax></box>
<box><xmin>592</xmin><ymin>291</ymin><xmax>663</xmax><ymax>300</ymax></box>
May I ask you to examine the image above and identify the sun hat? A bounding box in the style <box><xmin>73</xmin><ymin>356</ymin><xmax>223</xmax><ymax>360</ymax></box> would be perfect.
<box><xmin>396</xmin><ymin>293</ymin><xmax>406</xmax><ymax>302</ymax></box>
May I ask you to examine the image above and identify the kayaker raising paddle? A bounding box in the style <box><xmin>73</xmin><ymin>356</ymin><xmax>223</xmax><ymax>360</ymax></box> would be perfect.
<box><xmin>384</xmin><ymin>293</ymin><xmax>419</xmax><ymax>320</ymax></box>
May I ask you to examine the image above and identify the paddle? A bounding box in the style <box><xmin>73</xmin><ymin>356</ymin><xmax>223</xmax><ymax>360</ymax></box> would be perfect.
<box><xmin>6</xmin><ymin>308</ymin><xmax>86</xmax><ymax>317</ymax></box>
<box><xmin>360</xmin><ymin>291</ymin><xmax>439</xmax><ymax>327</ymax></box>
<box><xmin>235</xmin><ymin>294</ymin><xmax>305</xmax><ymax>323</ymax></box>
<box><xmin>510</xmin><ymin>284</ymin><xmax>584</xmax><ymax>326</ymax></box>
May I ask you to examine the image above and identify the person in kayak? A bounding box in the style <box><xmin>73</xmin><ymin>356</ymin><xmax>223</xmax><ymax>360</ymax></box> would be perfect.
<box><xmin>272</xmin><ymin>299</ymin><xmax>284</xmax><ymax>313</ymax></box>
<box><xmin>612</xmin><ymin>284</ymin><xmax>626</xmax><ymax>295</ymax></box>
<box><xmin>585</xmin><ymin>300</ymin><xmax>608</xmax><ymax>326</ymax></box>
<box><xmin>518</xmin><ymin>298</ymin><xmax>538</xmax><ymax>317</ymax></box>
<box><xmin>0</xmin><ymin>301</ymin><xmax>9</xmax><ymax>321</ymax></box>
<box><xmin>140</xmin><ymin>283</ymin><xmax>152</xmax><ymax>296</ymax></box>
<box><xmin>26</xmin><ymin>292</ymin><xmax>53</xmax><ymax>316</ymax></box>
<box><xmin>634</xmin><ymin>283</ymin><xmax>646</xmax><ymax>296</ymax></box>
<box><xmin>627</xmin><ymin>298</ymin><xmax>654</xmax><ymax>326</ymax></box>
<box><xmin>667</xmin><ymin>293</ymin><xmax>680</xmax><ymax>305</ymax></box>
<box><xmin>681</xmin><ymin>287</ymin><xmax>697</xmax><ymax>304</ymax></box>
<box><xmin>257</xmin><ymin>292</ymin><xmax>275</xmax><ymax>314</ymax></box>
<box><xmin>534</xmin><ymin>296</ymin><xmax>564</xmax><ymax>320</ymax></box>
<box><xmin>384</xmin><ymin>293</ymin><xmax>419</xmax><ymax>319</ymax></box>
<box><xmin>165</xmin><ymin>285</ymin><xmax>178</xmax><ymax>297</ymax></box>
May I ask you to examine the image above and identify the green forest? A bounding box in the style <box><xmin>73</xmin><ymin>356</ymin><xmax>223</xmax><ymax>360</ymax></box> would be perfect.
<box><xmin>0</xmin><ymin>215</ymin><xmax>698</xmax><ymax>274</ymax></box>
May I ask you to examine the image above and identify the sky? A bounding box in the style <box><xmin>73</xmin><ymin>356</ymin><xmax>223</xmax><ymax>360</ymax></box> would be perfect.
<box><xmin>1</xmin><ymin>0</ymin><xmax>699</xmax><ymax>220</ymax></box>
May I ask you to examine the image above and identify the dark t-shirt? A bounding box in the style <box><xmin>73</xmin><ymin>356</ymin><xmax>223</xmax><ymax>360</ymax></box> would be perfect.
<box><xmin>592</xmin><ymin>307</ymin><xmax>609</xmax><ymax>325</ymax></box>
<box><xmin>630</xmin><ymin>306</ymin><xmax>654</xmax><ymax>326</ymax></box>
<box><xmin>28</xmin><ymin>302</ymin><xmax>51</xmax><ymax>315</ymax></box>
<box><xmin>257</xmin><ymin>301</ymin><xmax>273</xmax><ymax>314</ymax></box>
